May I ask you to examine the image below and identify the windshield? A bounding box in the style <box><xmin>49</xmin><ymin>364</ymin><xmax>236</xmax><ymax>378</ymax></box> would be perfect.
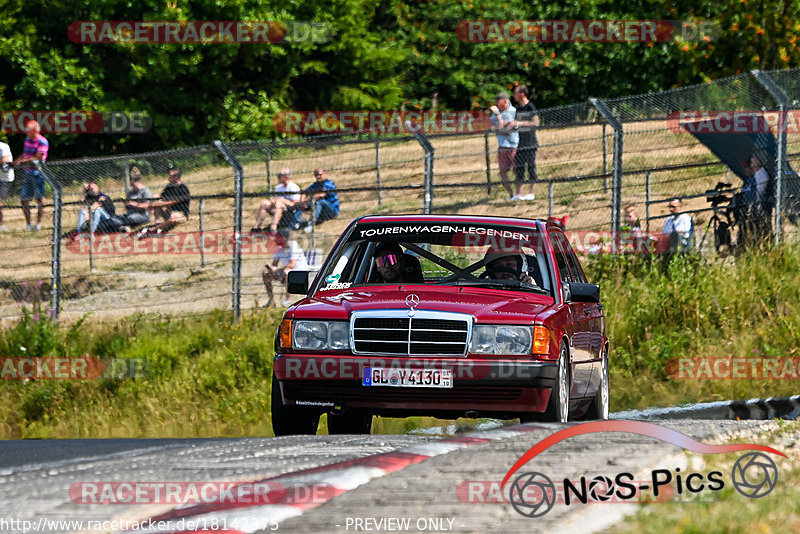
<box><xmin>315</xmin><ymin>222</ymin><xmax>552</xmax><ymax>295</ymax></box>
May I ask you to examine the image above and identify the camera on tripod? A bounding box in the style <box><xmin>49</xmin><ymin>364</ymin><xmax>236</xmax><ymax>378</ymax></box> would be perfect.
<box><xmin>705</xmin><ymin>181</ymin><xmax>733</xmax><ymax>206</ymax></box>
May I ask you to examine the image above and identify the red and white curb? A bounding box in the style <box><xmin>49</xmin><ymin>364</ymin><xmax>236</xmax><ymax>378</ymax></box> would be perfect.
<box><xmin>121</xmin><ymin>426</ymin><xmax>543</xmax><ymax>533</ymax></box>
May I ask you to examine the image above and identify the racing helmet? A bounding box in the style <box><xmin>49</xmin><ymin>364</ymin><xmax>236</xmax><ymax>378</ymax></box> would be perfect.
<box><xmin>482</xmin><ymin>244</ymin><xmax>528</xmax><ymax>279</ymax></box>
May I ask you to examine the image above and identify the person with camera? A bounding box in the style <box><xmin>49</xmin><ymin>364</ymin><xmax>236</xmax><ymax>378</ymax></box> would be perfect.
<box><xmin>0</xmin><ymin>140</ymin><xmax>14</xmax><ymax>232</ymax></box>
<box><xmin>661</xmin><ymin>198</ymin><xmax>692</xmax><ymax>253</ymax></box>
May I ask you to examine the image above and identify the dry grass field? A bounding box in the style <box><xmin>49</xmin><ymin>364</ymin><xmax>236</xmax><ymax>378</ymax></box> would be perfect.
<box><xmin>2</xmin><ymin>122</ymin><xmax>799</xmax><ymax>320</ymax></box>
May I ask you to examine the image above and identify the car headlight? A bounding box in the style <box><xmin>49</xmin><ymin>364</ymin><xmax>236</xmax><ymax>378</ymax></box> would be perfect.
<box><xmin>470</xmin><ymin>325</ymin><xmax>532</xmax><ymax>355</ymax></box>
<box><xmin>293</xmin><ymin>321</ymin><xmax>351</xmax><ymax>351</ymax></box>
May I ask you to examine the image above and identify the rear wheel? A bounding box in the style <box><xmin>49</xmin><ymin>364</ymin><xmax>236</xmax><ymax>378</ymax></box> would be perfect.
<box><xmin>270</xmin><ymin>375</ymin><xmax>320</xmax><ymax>436</ymax></box>
<box><xmin>582</xmin><ymin>344</ymin><xmax>609</xmax><ymax>420</ymax></box>
<box><xmin>327</xmin><ymin>411</ymin><xmax>373</xmax><ymax>435</ymax></box>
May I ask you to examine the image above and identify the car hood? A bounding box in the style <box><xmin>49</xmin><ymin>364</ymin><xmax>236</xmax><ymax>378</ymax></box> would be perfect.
<box><xmin>290</xmin><ymin>286</ymin><xmax>554</xmax><ymax>324</ymax></box>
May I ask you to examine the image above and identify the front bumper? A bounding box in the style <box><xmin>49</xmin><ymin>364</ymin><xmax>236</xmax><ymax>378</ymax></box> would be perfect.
<box><xmin>273</xmin><ymin>354</ymin><xmax>557</xmax><ymax>415</ymax></box>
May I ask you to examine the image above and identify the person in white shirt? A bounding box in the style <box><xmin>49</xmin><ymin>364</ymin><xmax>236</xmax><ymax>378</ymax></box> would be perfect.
<box><xmin>0</xmin><ymin>141</ymin><xmax>14</xmax><ymax>231</ymax></box>
<box><xmin>662</xmin><ymin>198</ymin><xmax>692</xmax><ymax>252</ymax></box>
<box><xmin>262</xmin><ymin>233</ymin><xmax>310</xmax><ymax>306</ymax></box>
<box><xmin>251</xmin><ymin>168</ymin><xmax>301</xmax><ymax>233</ymax></box>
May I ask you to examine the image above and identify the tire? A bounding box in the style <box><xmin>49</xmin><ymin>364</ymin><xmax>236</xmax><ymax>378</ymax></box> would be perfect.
<box><xmin>327</xmin><ymin>411</ymin><xmax>373</xmax><ymax>435</ymax></box>
<box><xmin>543</xmin><ymin>343</ymin><xmax>570</xmax><ymax>423</ymax></box>
<box><xmin>582</xmin><ymin>344</ymin><xmax>609</xmax><ymax>420</ymax></box>
<box><xmin>270</xmin><ymin>375</ymin><xmax>320</xmax><ymax>436</ymax></box>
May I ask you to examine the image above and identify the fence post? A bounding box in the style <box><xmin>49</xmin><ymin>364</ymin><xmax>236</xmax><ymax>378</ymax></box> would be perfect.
<box><xmin>265</xmin><ymin>145</ymin><xmax>272</xmax><ymax>192</ymax></box>
<box><xmin>484</xmin><ymin>132</ymin><xmax>492</xmax><ymax>195</ymax></box>
<box><xmin>645</xmin><ymin>171</ymin><xmax>652</xmax><ymax>233</ymax></box>
<box><xmin>751</xmin><ymin>70</ymin><xmax>790</xmax><ymax>246</ymax></box>
<box><xmin>214</xmin><ymin>140</ymin><xmax>244</xmax><ymax>320</ymax></box>
<box><xmin>88</xmin><ymin>207</ymin><xmax>95</xmax><ymax>270</ymax></box>
<box><xmin>590</xmin><ymin>98</ymin><xmax>624</xmax><ymax>239</ymax></box>
<box><xmin>124</xmin><ymin>160</ymin><xmax>131</xmax><ymax>195</ymax></box>
<box><xmin>36</xmin><ymin>162</ymin><xmax>62</xmax><ymax>319</ymax></box>
<box><xmin>602</xmin><ymin>123</ymin><xmax>609</xmax><ymax>192</ymax></box>
<box><xmin>198</xmin><ymin>198</ymin><xmax>206</xmax><ymax>268</ymax></box>
<box><xmin>407</xmin><ymin>122</ymin><xmax>435</xmax><ymax>214</ymax></box>
<box><xmin>548</xmin><ymin>182</ymin><xmax>554</xmax><ymax>218</ymax></box>
<box><xmin>375</xmin><ymin>136</ymin><xmax>383</xmax><ymax>206</ymax></box>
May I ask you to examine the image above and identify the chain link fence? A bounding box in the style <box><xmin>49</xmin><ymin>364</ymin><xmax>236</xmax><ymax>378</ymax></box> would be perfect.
<box><xmin>2</xmin><ymin>69</ymin><xmax>800</xmax><ymax>321</ymax></box>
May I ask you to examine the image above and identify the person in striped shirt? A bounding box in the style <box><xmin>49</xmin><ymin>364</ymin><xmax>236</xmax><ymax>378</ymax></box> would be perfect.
<box><xmin>13</xmin><ymin>120</ymin><xmax>49</xmax><ymax>231</ymax></box>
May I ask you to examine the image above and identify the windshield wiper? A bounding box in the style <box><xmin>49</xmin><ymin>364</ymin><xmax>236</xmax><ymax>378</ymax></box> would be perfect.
<box><xmin>440</xmin><ymin>279</ymin><xmax>549</xmax><ymax>294</ymax></box>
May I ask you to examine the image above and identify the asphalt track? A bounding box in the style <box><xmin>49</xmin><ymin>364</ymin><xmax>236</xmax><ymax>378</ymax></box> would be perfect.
<box><xmin>0</xmin><ymin>408</ymin><xmax>789</xmax><ymax>534</ymax></box>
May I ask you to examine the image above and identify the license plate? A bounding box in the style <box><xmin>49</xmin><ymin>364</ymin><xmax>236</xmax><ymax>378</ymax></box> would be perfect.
<box><xmin>362</xmin><ymin>367</ymin><xmax>453</xmax><ymax>388</ymax></box>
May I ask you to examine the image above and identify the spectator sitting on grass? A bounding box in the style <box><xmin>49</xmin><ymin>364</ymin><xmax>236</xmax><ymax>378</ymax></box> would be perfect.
<box><xmin>76</xmin><ymin>180</ymin><xmax>116</xmax><ymax>234</ymax></box>
<box><xmin>118</xmin><ymin>169</ymin><xmax>152</xmax><ymax>230</ymax></box>
<box><xmin>251</xmin><ymin>168</ymin><xmax>300</xmax><ymax>234</ymax></box>
<box><xmin>298</xmin><ymin>168</ymin><xmax>339</xmax><ymax>232</ymax></box>
<box><xmin>138</xmin><ymin>168</ymin><xmax>190</xmax><ymax>237</ymax></box>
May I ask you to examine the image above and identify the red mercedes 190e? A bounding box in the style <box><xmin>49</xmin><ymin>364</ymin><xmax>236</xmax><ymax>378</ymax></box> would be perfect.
<box><xmin>271</xmin><ymin>215</ymin><xmax>608</xmax><ymax>435</ymax></box>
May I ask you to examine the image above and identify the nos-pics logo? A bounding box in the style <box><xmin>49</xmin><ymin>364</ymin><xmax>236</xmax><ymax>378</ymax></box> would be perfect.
<box><xmin>503</xmin><ymin>421</ymin><xmax>783</xmax><ymax>518</ymax></box>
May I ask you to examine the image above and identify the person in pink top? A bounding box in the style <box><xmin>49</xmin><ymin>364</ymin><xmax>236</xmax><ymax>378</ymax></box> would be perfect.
<box><xmin>13</xmin><ymin>120</ymin><xmax>49</xmax><ymax>231</ymax></box>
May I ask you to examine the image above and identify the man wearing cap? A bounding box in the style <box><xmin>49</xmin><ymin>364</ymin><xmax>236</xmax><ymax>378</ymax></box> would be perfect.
<box><xmin>13</xmin><ymin>120</ymin><xmax>49</xmax><ymax>231</ymax></box>
<box><xmin>118</xmin><ymin>169</ymin><xmax>153</xmax><ymax>229</ymax></box>
<box><xmin>489</xmin><ymin>92</ymin><xmax>519</xmax><ymax>200</ymax></box>
<box><xmin>251</xmin><ymin>167</ymin><xmax>301</xmax><ymax>233</ymax></box>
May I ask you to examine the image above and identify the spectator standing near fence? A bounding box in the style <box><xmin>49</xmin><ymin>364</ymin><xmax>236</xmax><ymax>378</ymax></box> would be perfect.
<box><xmin>662</xmin><ymin>198</ymin><xmax>692</xmax><ymax>253</ymax></box>
<box><xmin>0</xmin><ymin>140</ymin><xmax>14</xmax><ymax>231</ymax></box>
<box><xmin>251</xmin><ymin>168</ymin><xmax>301</xmax><ymax>234</ymax></box>
<box><xmin>512</xmin><ymin>85</ymin><xmax>540</xmax><ymax>201</ymax></box>
<box><xmin>138</xmin><ymin>168</ymin><xmax>190</xmax><ymax>237</ymax></box>
<box><xmin>299</xmin><ymin>168</ymin><xmax>339</xmax><ymax>232</ymax></box>
<box><xmin>489</xmin><ymin>92</ymin><xmax>519</xmax><ymax>200</ymax></box>
<box><xmin>13</xmin><ymin>120</ymin><xmax>48</xmax><ymax>231</ymax></box>
<box><xmin>119</xmin><ymin>171</ymin><xmax>152</xmax><ymax>229</ymax></box>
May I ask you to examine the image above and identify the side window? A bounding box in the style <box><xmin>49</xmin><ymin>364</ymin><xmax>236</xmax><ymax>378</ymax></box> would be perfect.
<box><xmin>550</xmin><ymin>233</ymin><xmax>573</xmax><ymax>283</ymax></box>
<box><xmin>561</xmin><ymin>239</ymin><xmax>587</xmax><ymax>284</ymax></box>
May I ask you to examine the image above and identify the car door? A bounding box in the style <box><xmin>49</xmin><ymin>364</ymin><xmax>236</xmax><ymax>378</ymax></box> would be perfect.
<box><xmin>550</xmin><ymin>231</ymin><xmax>593</xmax><ymax>398</ymax></box>
<box><xmin>562</xmin><ymin>239</ymin><xmax>605</xmax><ymax>398</ymax></box>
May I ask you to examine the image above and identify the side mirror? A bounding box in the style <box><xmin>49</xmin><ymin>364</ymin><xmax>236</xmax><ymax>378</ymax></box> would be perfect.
<box><xmin>287</xmin><ymin>271</ymin><xmax>310</xmax><ymax>295</ymax></box>
<box><xmin>567</xmin><ymin>282</ymin><xmax>600</xmax><ymax>303</ymax></box>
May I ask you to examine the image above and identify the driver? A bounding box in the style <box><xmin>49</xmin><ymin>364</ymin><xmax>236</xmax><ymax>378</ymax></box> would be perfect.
<box><xmin>374</xmin><ymin>243</ymin><xmax>407</xmax><ymax>283</ymax></box>
<box><xmin>483</xmin><ymin>247</ymin><xmax>534</xmax><ymax>284</ymax></box>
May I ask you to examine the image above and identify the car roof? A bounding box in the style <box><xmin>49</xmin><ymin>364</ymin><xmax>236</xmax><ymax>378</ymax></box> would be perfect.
<box><xmin>356</xmin><ymin>214</ymin><xmax>547</xmax><ymax>228</ymax></box>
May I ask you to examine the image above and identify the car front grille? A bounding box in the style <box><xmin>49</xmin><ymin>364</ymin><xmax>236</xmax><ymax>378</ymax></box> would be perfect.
<box><xmin>351</xmin><ymin>310</ymin><xmax>472</xmax><ymax>357</ymax></box>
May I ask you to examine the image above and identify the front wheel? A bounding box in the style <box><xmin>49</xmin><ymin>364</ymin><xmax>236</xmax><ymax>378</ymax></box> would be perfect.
<box><xmin>271</xmin><ymin>375</ymin><xmax>320</xmax><ymax>436</ymax></box>
<box><xmin>543</xmin><ymin>344</ymin><xmax>570</xmax><ymax>423</ymax></box>
<box><xmin>582</xmin><ymin>344</ymin><xmax>609</xmax><ymax>420</ymax></box>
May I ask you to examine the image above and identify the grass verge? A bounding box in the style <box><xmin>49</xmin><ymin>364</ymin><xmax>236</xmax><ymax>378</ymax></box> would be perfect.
<box><xmin>607</xmin><ymin>420</ymin><xmax>800</xmax><ymax>533</ymax></box>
